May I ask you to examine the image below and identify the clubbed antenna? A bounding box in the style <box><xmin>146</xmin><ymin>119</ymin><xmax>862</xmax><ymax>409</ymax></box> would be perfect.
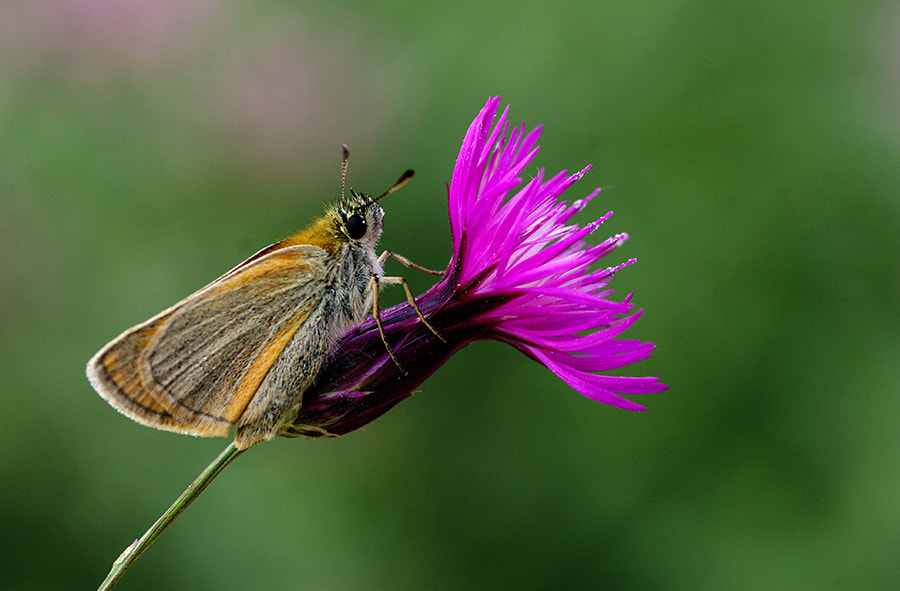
<box><xmin>340</xmin><ymin>144</ymin><xmax>350</xmax><ymax>202</ymax></box>
<box><xmin>372</xmin><ymin>169</ymin><xmax>415</xmax><ymax>204</ymax></box>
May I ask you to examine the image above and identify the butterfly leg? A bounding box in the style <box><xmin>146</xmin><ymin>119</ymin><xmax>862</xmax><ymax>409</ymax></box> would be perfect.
<box><xmin>370</xmin><ymin>274</ymin><xmax>405</xmax><ymax>372</ymax></box>
<box><xmin>376</xmin><ymin>275</ymin><xmax>445</xmax><ymax>342</ymax></box>
<box><xmin>369</xmin><ymin>251</ymin><xmax>446</xmax><ymax>372</ymax></box>
<box><xmin>378</xmin><ymin>250</ymin><xmax>444</xmax><ymax>276</ymax></box>
<box><xmin>377</xmin><ymin>250</ymin><xmax>445</xmax><ymax>342</ymax></box>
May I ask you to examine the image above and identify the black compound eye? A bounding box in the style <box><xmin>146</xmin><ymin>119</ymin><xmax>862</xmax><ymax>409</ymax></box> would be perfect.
<box><xmin>344</xmin><ymin>212</ymin><xmax>367</xmax><ymax>240</ymax></box>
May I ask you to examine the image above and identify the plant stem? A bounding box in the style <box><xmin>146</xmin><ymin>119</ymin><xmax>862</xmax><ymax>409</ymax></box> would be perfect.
<box><xmin>98</xmin><ymin>441</ymin><xmax>244</xmax><ymax>590</ymax></box>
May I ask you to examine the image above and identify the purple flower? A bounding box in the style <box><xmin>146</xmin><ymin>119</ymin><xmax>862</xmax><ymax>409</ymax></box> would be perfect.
<box><xmin>283</xmin><ymin>97</ymin><xmax>667</xmax><ymax>438</ymax></box>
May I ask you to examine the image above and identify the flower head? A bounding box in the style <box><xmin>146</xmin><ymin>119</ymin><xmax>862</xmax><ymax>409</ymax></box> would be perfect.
<box><xmin>284</xmin><ymin>97</ymin><xmax>667</xmax><ymax>437</ymax></box>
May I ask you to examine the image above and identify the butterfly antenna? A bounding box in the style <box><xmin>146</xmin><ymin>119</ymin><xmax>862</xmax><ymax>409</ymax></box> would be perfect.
<box><xmin>340</xmin><ymin>144</ymin><xmax>350</xmax><ymax>202</ymax></box>
<box><xmin>373</xmin><ymin>169</ymin><xmax>415</xmax><ymax>204</ymax></box>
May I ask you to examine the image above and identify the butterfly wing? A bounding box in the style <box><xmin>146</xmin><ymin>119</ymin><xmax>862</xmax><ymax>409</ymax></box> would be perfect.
<box><xmin>87</xmin><ymin>244</ymin><xmax>336</xmax><ymax>440</ymax></box>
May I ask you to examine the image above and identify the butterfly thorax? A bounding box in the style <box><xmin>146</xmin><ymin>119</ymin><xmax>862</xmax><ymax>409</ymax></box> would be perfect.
<box><xmin>281</xmin><ymin>198</ymin><xmax>384</xmax><ymax>326</ymax></box>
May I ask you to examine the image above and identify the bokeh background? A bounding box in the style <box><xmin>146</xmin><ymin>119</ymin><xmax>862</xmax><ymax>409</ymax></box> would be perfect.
<box><xmin>2</xmin><ymin>1</ymin><xmax>899</xmax><ymax>589</ymax></box>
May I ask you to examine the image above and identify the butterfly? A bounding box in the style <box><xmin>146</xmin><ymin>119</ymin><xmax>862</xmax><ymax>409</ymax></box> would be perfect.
<box><xmin>87</xmin><ymin>146</ymin><xmax>441</xmax><ymax>449</ymax></box>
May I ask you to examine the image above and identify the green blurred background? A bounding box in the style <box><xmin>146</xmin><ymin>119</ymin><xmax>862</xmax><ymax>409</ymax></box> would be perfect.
<box><xmin>2</xmin><ymin>1</ymin><xmax>899</xmax><ymax>589</ymax></box>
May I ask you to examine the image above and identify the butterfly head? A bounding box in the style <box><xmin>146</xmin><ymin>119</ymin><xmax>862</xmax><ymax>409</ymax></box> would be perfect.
<box><xmin>336</xmin><ymin>189</ymin><xmax>385</xmax><ymax>248</ymax></box>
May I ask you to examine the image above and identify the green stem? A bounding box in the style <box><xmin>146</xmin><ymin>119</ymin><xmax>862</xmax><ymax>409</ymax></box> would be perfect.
<box><xmin>97</xmin><ymin>441</ymin><xmax>245</xmax><ymax>591</ymax></box>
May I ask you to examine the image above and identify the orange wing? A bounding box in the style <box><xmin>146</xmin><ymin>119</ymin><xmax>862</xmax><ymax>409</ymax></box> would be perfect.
<box><xmin>87</xmin><ymin>244</ymin><xmax>335</xmax><ymax>439</ymax></box>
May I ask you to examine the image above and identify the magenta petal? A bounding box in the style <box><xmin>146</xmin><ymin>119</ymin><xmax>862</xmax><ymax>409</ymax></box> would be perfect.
<box><xmin>445</xmin><ymin>99</ymin><xmax>666</xmax><ymax>408</ymax></box>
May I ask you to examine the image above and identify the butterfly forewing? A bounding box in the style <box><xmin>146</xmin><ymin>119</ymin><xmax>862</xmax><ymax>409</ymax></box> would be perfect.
<box><xmin>88</xmin><ymin>245</ymin><xmax>334</xmax><ymax>438</ymax></box>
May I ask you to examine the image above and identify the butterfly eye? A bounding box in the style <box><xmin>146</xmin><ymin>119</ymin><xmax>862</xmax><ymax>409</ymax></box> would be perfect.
<box><xmin>344</xmin><ymin>212</ymin><xmax>367</xmax><ymax>240</ymax></box>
